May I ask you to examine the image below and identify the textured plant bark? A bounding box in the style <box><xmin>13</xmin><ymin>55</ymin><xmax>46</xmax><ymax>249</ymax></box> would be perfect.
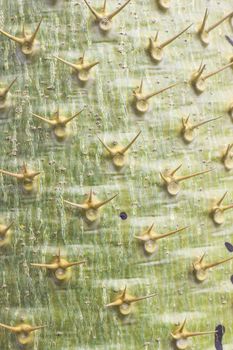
<box><xmin>0</xmin><ymin>0</ymin><xmax>233</xmax><ymax>349</ymax></box>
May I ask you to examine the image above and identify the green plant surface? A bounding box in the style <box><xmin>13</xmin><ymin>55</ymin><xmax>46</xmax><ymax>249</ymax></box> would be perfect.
<box><xmin>0</xmin><ymin>0</ymin><xmax>233</xmax><ymax>349</ymax></box>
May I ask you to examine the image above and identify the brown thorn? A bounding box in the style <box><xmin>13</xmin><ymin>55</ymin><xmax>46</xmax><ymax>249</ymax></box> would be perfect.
<box><xmin>217</xmin><ymin>191</ymin><xmax>228</xmax><ymax>206</ymax></box>
<box><xmin>131</xmin><ymin>292</ymin><xmax>156</xmax><ymax>303</ymax></box>
<box><xmin>204</xmin><ymin>256</ymin><xmax>233</xmax><ymax>270</ymax></box>
<box><xmin>171</xmin><ymin>164</ymin><xmax>182</xmax><ymax>176</ymax></box>
<box><xmin>29</xmin><ymin>18</ymin><xmax>43</xmax><ymax>43</ymax></box>
<box><xmin>0</xmin><ymin>169</ymin><xmax>24</xmax><ymax>179</ymax></box>
<box><xmin>144</xmin><ymin>82</ymin><xmax>179</xmax><ymax>100</ymax></box>
<box><xmin>203</xmin><ymin>62</ymin><xmax>233</xmax><ymax>80</ymax></box>
<box><xmin>97</xmin><ymin>136</ymin><xmax>113</xmax><ymax>154</ymax></box>
<box><xmin>177</xmin><ymin>169</ymin><xmax>211</xmax><ymax>182</ymax></box>
<box><xmin>199</xmin><ymin>8</ymin><xmax>209</xmax><ymax>34</ymax></box>
<box><xmin>192</xmin><ymin>116</ymin><xmax>221</xmax><ymax>129</ymax></box>
<box><xmin>32</xmin><ymin>113</ymin><xmax>55</xmax><ymax>125</ymax></box>
<box><xmin>0</xmin><ymin>323</ymin><xmax>20</xmax><ymax>333</ymax></box>
<box><xmin>121</xmin><ymin>131</ymin><xmax>141</xmax><ymax>154</ymax></box>
<box><xmin>223</xmin><ymin>203</ymin><xmax>233</xmax><ymax>211</ymax></box>
<box><xmin>54</xmin><ymin>55</ymin><xmax>78</xmax><ymax>70</ymax></box>
<box><xmin>207</xmin><ymin>11</ymin><xmax>233</xmax><ymax>33</ymax></box>
<box><xmin>65</xmin><ymin>260</ymin><xmax>86</xmax><ymax>268</ymax></box>
<box><xmin>29</xmin><ymin>325</ymin><xmax>46</xmax><ymax>333</ymax></box>
<box><xmin>103</xmin><ymin>0</ymin><xmax>107</xmax><ymax>12</ymax></box>
<box><xmin>84</xmin><ymin>61</ymin><xmax>99</xmax><ymax>70</ymax></box>
<box><xmin>160</xmin><ymin>171</ymin><xmax>167</xmax><ymax>182</ymax></box>
<box><xmin>0</xmin><ymin>29</ymin><xmax>23</xmax><ymax>44</ymax></box>
<box><xmin>199</xmin><ymin>252</ymin><xmax>206</xmax><ymax>263</ymax></box>
<box><xmin>64</xmin><ymin>109</ymin><xmax>84</xmax><ymax>124</ymax></box>
<box><xmin>177</xmin><ymin>318</ymin><xmax>187</xmax><ymax>333</ymax></box>
<box><xmin>87</xmin><ymin>189</ymin><xmax>93</xmax><ymax>203</ymax></box>
<box><xmin>63</xmin><ymin>199</ymin><xmax>87</xmax><ymax>210</ymax></box>
<box><xmin>122</xmin><ymin>285</ymin><xmax>127</xmax><ymax>299</ymax></box>
<box><xmin>185</xmin><ymin>330</ymin><xmax>216</xmax><ymax>338</ymax></box>
<box><xmin>160</xmin><ymin>23</ymin><xmax>193</xmax><ymax>49</ymax></box>
<box><xmin>105</xmin><ymin>299</ymin><xmax>122</xmax><ymax>307</ymax></box>
<box><xmin>83</xmin><ymin>0</ymin><xmax>101</xmax><ymax>19</ymax></box>
<box><xmin>4</xmin><ymin>77</ymin><xmax>17</xmax><ymax>95</ymax></box>
<box><xmin>147</xmin><ymin>222</ymin><xmax>155</xmax><ymax>233</ymax></box>
<box><xmin>139</xmin><ymin>78</ymin><xmax>143</xmax><ymax>93</ymax></box>
<box><xmin>156</xmin><ymin>226</ymin><xmax>188</xmax><ymax>240</ymax></box>
<box><xmin>94</xmin><ymin>193</ymin><xmax>118</xmax><ymax>209</ymax></box>
<box><xmin>30</xmin><ymin>262</ymin><xmax>58</xmax><ymax>270</ymax></box>
<box><xmin>108</xmin><ymin>0</ymin><xmax>131</xmax><ymax>20</ymax></box>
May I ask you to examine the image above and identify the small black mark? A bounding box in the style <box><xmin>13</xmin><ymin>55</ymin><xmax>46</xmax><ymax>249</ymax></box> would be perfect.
<box><xmin>120</xmin><ymin>212</ymin><xmax>127</xmax><ymax>220</ymax></box>
<box><xmin>215</xmin><ymin>324</ymin><xmax>225</xmax><ymax>350</ymax></box>
<box><xmin>225</xmin><ymin>242</ymin><xmax>233</xmax><ymax>284</ymax></box>
<box><xmin>225</xmin><ymin>35</ymin><xmax>233</xmax><ymax>46</ymax></box>
<box><xmin>225</xmin><ymin>242</ymin><xmax>233</xmax><ymax>252</ymax></box>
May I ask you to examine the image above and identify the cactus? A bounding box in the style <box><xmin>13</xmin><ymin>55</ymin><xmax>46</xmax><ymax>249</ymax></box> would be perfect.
<box><xmin>0</xmin><ymin>1</ymin><xmax>232</xmax><ymax>350</ymax></box>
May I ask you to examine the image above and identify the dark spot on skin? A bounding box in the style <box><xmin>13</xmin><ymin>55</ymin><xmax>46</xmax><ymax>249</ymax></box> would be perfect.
<box><xmin>215</xmin><ymin>325</ymin><xmax>225</xmax><ymax>350</ymax></box>
<box><xmin>225</xmin><ymin>35</ymin><xmax>233</xmax><ymax>46</ymax></box>
<box><xmin>120</xmin><ymin>212</ymin><xmax>127</xmax><ymax>220</ymax></box>
<box><xmin>225</xmin><ymin>242</ymin><xmax>233</xmax><ymax>252</ymax></box>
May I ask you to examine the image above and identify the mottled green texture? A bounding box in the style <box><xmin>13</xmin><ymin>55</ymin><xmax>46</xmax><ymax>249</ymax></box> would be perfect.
<box><xmin>0</xmin><ymin>0</ymin><xmax>233</xmax><ymax>349</ymax></box>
